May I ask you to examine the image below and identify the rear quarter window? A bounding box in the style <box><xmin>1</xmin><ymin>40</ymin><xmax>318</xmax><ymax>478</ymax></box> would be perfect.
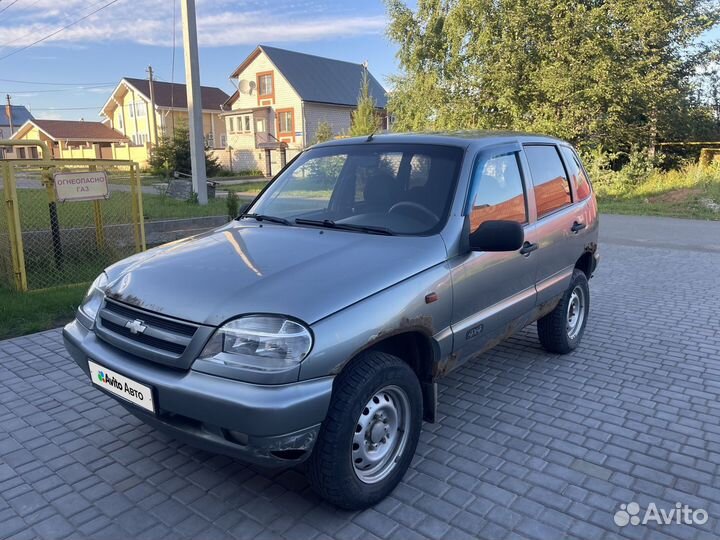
<box><xmin>524</xmin><ymin>145</ymin><xmax>572</xmax><ymax>218</ymax></box>
<box><xmin>560</xmin><ymin>146</ymin><xmax>592</xmax><ymax>200</ymax></box>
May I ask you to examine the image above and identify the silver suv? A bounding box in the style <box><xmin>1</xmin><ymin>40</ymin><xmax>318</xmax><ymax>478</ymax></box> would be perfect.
<box><xmin>64</xmin><ymin>132</ymin><xmax>599</xmax><ymax>509</ymax></box>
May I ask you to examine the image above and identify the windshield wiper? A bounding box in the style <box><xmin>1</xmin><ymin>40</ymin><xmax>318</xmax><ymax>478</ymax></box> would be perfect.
<box><xmin>237</xmin><ymin>213</ymin><xmax>292</xmax><ymax>226</ymax></box>
<box><xmin>295</xmin><ymin>218</ymin><xmax>394</xmax><ymax>236</ymax></box>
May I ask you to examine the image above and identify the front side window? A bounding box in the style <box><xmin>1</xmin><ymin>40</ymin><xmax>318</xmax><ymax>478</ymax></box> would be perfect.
<box><xmin>244</xmin><ymin>115</ymin><xmax>251</xmax><ymax>132</ymax></box>
<box><xmin>468</xmin><ymin>152</ymin><xmax>527</xmax><ymax>232</ymax></box>
<box><xmin>249</xmin><ymin>144</ymin><xmax>463</xmax><ymax>235</ymax></box>
<box><xmin>524</xmin><ymin>145</ymin><xmax>572</xmax><ymax>218</ymax></box>
<box><xmin>258</xmin><ymin>73</ymin><xmax>273</xmax><ymax>97</ymax></box>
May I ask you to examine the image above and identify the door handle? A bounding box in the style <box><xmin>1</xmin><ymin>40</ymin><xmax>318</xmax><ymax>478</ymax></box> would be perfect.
<box><xmin>571</xmin><ymin>221</ymin><xmax>586</xmax><ymax>233</ymax></box>
<box><xmin>519</xmin><ymin>241</ymin><xmax>538</xmax><ymax>256</ymax></box>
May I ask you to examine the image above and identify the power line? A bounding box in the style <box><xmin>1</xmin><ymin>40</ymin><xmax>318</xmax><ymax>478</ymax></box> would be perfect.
<box><xmin>0</xmin><ymin>0</ymin><xmax>115</xmax><ymax>49</ymax></box>
<box><xmin>0</xmin><ymin>0</ymin><xmax>122</xmax><ymax>61</ymax></box>
<box><xmin>0</xmin><ymin>77</ymin><xmax>115</xmax><ymax>85</ymax></box>
<box><xmin>3</xmin><ymin>84</ymin><xmax>115</xmax><ymax>93</ymax></box>
<box><xmin>29</xmin><ymin>106</ymin><xmax>103</xmax><ymax>111</ymax></box>
<box><xmin>0</xmin><ymin>0</ymin><xmax>20</xmax><ymax>15</ymax></box>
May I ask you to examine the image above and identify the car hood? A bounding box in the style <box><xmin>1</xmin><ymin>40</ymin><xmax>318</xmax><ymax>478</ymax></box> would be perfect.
<box><xmin>103</xmin><ymin>221</ymin><xmax>448</xmax><ymax>326</ymax></box>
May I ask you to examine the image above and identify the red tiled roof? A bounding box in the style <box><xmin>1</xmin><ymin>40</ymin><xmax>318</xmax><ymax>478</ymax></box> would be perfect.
<box><xmin>32</xmin><ymin>120</ymin><xmax>127</xmax><ymax>141</ymax></box>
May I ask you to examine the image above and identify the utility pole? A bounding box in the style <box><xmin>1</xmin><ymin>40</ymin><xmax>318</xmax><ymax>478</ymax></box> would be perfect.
<box><xmin>146</xmin><ymin>65</ymin><xmax>160</xmax><ymax>145</ymax></box>
<box><xmin>6</xmin><ymin>94</ymin><xmax>14</xmax><ymax>134</ymax></box>
<box><xmin>180</xmin><ymin>0</ymin><xmax>207</xmax><ymax>204</ymax></box>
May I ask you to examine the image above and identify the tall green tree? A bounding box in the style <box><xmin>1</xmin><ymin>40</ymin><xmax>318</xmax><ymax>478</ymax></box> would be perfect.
<box><xmin>148</xmin><ymin>123</ymin><xmax>221</xmax><ymax>177</ymax></box>
<box><xmin>349</xmin><ymin>69</ymin><xmax>382</xmax><ymax>136</ymax></box>
<box><xmin>385</xmin><ymin>0</ymin><xmax>720</xmax><ymax>151</ymax></box>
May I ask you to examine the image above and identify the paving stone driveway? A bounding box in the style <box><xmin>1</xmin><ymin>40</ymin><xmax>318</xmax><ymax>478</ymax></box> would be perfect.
<box><xmin>1</xmin><ymin>215</ymin><xmax>720</xmax><ymax>540</ymax></box>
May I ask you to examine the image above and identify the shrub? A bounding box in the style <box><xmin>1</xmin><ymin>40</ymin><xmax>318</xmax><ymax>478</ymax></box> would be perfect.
<box><xmin>226</xmin><ymin>191</ymin><xmax>240</xmax><ymax>219</ymax></box>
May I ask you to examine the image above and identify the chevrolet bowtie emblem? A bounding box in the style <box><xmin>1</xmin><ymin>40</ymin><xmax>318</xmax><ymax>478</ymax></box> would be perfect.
<box><xmin>125</xmin><ymin>319</ymin><xmax>147</xmax><ymax>335</ymax></box>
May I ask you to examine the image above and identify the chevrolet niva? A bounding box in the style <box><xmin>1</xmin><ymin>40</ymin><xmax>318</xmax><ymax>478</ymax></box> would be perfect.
<box><xmin>64</xmin><ymin>132</ymin><xmax>599</xmax><ymax>509</ymax></box>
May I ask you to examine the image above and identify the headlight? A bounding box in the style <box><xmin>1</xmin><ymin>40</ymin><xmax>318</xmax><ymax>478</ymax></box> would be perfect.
<box><xmin>79</xmin><ymin>272</ymin><xmax>108</xmax><ymax>321</ymax></box>
<box><xmin>195</xmin><ymin>315</ymin><xmax>312</xmax><ymax>374</ymax></box>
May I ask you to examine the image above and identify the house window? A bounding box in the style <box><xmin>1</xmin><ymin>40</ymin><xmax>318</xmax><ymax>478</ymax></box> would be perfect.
<box><xmin>258</xmin><ymin>73</ymin><xmax>273</xmax><ymax>97</ymax></box>
<box><xmin>17</xmin><ymin>148</ymin><xmax>26</xmax><ymax>159</ymax></box>
<box><xmin>117</xmin><ymin>113</ymin><xmax>123</xmax><ymax>130</ymax></box>
<box><xmin>135</xmin><ymin>101</ymin><xmax>146</xmax><ymax>117</ymax></box>
<box><xmin>230</xmin><ymin>115</ymin><xmax>252</xmax><ymax>133</ymax></box>
<box><xmin>128</xmin><ymin>102</ymin><xmax>134</xmax><ymax>118</ymax></box>
<box><xmin>277</xmin><ymin>109</ymin><xmax>293</xmax><ymax>135</ymax></box>
<box><xmin>132</xmin><ymin>133</ymin><xmax>149</xmax><ymax>146</ymax></box>
<box><xmin>220</xmin><ymin>134</ymin><xmax>227</xmax><ymax>147</ymax></box>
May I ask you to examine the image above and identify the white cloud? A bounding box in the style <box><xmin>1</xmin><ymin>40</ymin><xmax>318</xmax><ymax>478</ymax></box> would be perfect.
<box><xmin>0</xmin><ymin>0</ymin><xmax>387</xmax><ymax>49</ymax></box>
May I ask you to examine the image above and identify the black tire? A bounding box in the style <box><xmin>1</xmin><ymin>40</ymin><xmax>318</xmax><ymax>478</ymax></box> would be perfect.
<box><xmin>306</xmin><ymin>351</ymin><xmax>422</xmax><ymax>510</ymax></box>
<box><xmin>537</xmin><ymin>268</ymin><xmax>590</xmax><ymax>354</ymax></box>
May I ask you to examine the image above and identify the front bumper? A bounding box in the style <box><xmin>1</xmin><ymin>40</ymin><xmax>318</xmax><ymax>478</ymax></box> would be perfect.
<box><xmin>63</xmin><ymin>319</ymin><xmax>333</xmax><ymax>466</ymax></box>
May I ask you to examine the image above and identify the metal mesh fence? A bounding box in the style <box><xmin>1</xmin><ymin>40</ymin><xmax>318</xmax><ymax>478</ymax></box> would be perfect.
<box><xmin>0</xmin><ymin>164</ymin><xmax>14</xmax><ymax>289</ymax></box>
<box><xmin>1</xmin><ymin>160</ymin><xmax>144</xmax><ymax>291</ymax></box>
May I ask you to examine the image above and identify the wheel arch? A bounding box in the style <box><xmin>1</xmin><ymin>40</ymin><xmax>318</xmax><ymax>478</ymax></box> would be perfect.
<box><xmin>341</xmin><ymin>330</ymin><xmax>440</xmax><ymax>423</ymax></box>
<box><xmin>575</xmin><ymin>250</ymin><xmax>595</xmax><ymax>279</ymax></box>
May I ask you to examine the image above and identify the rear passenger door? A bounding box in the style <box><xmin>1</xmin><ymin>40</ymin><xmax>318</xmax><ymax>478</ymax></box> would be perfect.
<box><xmin>450</xmin><ymin>145</ymin><xmax>537</xmax><ymax>364</ymax></box>
<box><xmin>522</xmin><ymin>144</ymin><xmax>580</xmax><ymax>305</ymax></box>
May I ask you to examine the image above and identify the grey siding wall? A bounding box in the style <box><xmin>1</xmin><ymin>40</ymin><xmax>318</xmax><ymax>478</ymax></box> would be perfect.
<box><xmin>304</xmin><ymin>103</ymin><xmax>352</xmax><ymax>144</ymax></box>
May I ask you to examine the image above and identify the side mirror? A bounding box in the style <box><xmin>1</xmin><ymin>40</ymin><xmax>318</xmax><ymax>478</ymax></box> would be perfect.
<box><xmin>469</xmin><ymin>220</ymin><xmax>524</xmax><ymax>252</ymax></box>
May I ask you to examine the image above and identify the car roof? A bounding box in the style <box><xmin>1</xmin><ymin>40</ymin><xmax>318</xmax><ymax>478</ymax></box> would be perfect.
<box><xmin>312</xmin><ymin>130</ymin><xmax>568</xmax><ymax>151</ymax></box>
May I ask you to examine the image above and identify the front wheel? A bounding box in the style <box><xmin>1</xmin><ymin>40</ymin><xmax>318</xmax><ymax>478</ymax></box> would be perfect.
<box><xmin>537</xmin><ymin>268</ymin><xmax>590</xmax><ymax>354</ymax></box>
<box><xmin>306</xmin><ymin>351</ymin><xmax>422</xmax><ymax>510</ymax></box>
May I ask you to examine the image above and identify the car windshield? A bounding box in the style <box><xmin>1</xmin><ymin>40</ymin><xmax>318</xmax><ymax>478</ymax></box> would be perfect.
<box><xmin>247</xmin><ymin>143</ymin><xmax>464</xmax><ymax>235</ymax></box>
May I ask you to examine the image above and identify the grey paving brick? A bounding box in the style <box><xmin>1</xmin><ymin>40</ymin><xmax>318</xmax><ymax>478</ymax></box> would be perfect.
<box><xmin>2</xmin><ymin>239</ymin><xmax>720</xmax><ymax>539</ymax></box>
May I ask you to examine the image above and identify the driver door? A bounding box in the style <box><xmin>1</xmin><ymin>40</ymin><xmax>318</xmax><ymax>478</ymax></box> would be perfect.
<box><xmin>449</xmin><ymin>144</ymin><xmax>538</xmax><ymax>364</ymax></box>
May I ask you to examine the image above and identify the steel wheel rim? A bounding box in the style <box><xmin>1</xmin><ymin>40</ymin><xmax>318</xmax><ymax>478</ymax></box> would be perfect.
<box><xmin>351</xmin><ymin>385</ymin><xmax>411</xmax><ymax>484</ymax></box>
<box><xmin>566</xmin><ymin>286</ymin><xmax>586</xmax><ymax>340</ymax></box>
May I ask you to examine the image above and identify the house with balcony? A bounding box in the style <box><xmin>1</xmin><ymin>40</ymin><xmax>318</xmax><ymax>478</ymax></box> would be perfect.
<box><xmin>100</xmin><ymin>77</ymin><xmax>230</xmax><ymax>166</ymax></box>
<box><xmin>219</xmin><ymin>45</ymin><xmax>388</xmax><ymax>175</ymax></box>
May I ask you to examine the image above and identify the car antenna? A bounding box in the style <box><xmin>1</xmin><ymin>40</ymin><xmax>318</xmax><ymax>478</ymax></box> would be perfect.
<box><xmin>366</xmin><ymin>128</ymin><xmax>377</xmax><ymax>142</ymax></box>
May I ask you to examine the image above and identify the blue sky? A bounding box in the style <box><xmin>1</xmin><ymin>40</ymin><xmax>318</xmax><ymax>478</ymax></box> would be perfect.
<box><xmin>0</xmin><ymin>0</ymin><xmax>401</xmax><ymax>120</ymax></box>
<box><xmin>0</xmin><ymin>0</ymin><xmax>717</xmax><ymax>122</ymax></box>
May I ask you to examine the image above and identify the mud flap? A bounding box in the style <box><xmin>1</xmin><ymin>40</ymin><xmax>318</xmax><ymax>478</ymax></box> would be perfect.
<box><xmin>422</xmin><ymin>381</ymin><xmax>438</xmax><ymax>423</ymax></box>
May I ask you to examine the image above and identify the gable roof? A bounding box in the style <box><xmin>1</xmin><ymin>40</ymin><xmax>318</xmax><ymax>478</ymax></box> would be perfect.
<box><xmin>11</xmin><ymin>119</ymin><xmax>127</xmax><ymax>142</ymax></box>
<box><xmin>1</xmin><ymin>105</ymin><xmax>33</xmax><ymax>129</ymax></box>
<box><xmin>122</xmin><ymin>78</ymin><xmax>230</xmax><ymax>110</ymax></box>
<box><xmin>230</xmin><ymin>45</ymin><xmax>388</xmax><ymax>108</ymax></box>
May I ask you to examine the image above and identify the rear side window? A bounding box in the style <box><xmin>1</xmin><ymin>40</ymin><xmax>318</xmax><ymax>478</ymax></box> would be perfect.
<box><xmin>468</xmin><ymin>152</ymin><xmax>527</xmax><ymax>232</ymax></box>
<box><xmin>560</xmin><ymin>146</ymin><xmax>592</xmax><ymax>200</ymax></box>
<box><xmin>524</xmin><ymin>145</ymin><xmax>572</xmax><ymax>218</ymax></box>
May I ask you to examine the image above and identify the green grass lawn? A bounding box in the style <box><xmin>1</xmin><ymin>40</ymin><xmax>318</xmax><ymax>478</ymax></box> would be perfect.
<box><xmin>0</xmin><ymin>283</ymin><xmax>87</xmax><ymax>340</ymax></box>
<box><xmin>222</xmin><ymin>181</ymin><xmax>270</xmax><ymax>194</ymax></box>
<box><xmin>15</xmin><ymin>190</ymin><xmax>228</xmax><ymax>230</ymax></box>
<box><xmin>595</xmin><ymin>163</ymin><xmax>720</xmax><ymax>220</ymax></box>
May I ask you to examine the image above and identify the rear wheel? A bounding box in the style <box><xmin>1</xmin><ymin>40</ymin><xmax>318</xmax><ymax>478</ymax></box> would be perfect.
<box><xmin>537</xmin><ymin>268</ymin><xmax>590</xmax><ymax>354</ymax></box>
<box><xmin>306</xmin><ymin>351</ymin><xmax>422</xmax><ymax>510</ymax></box>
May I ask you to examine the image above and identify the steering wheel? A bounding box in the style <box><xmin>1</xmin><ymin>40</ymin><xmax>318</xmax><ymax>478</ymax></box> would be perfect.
<box><xmin>388</xmin><ymin>201</ymin><xmax>439</xmax><ymax>223</ymax></box>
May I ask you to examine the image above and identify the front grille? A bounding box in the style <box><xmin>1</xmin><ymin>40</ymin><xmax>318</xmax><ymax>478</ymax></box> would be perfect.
<box><xmin>101</xmin><ymin>319</ymin><xmax>187</xmax><ymax>354</ymax></box>
<box><xmin>104</xmin><ymin>300</ymin><xmax>196</xmax><ymax>337</ymax></box>
<box><xmin>96</xmin><ymin>299</ymin><xmax>198</xmax><ymax>359</ymax></box>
